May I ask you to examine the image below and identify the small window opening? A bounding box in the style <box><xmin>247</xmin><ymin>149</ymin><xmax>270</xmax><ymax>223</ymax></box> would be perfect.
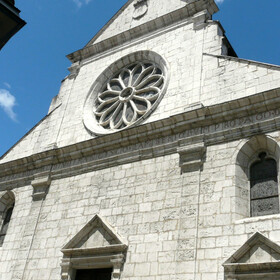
<box><xmin>250</xmin><ymin>152</ymin><xmax>279</xmax><ymax>217</ymax></box>
<box><xmin>75</xmin><ymin>268</ymin><xmax>113</xmax><ymax>280</ymax></box>
<box><xmin>0</xmin><ymin>204</ymin><xmax>14</xmax><ymax>246</ymax></box>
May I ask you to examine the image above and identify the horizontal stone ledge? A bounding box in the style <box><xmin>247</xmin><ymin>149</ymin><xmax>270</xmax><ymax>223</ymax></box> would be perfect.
<box><xmin>61</xmin><ymin>245</ymin><xmax>128</xmax><ymax>257</ymax></box>
<box><xmin>0</xmin><ymin>89</ymin><xmax>280</xmax><ymax>181</ymax></box>
<box><xmin>31</xmin><ymin>175</ymin><xmax>51</xmax><ymax>187</ymax></box>
<box><xmin>0</xmin><ymin>119</ymin><xmax>279</xmax><ymax>188</ymax></box>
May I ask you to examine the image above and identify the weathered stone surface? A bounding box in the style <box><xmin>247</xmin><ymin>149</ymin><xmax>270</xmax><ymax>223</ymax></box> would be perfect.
<box><xmin>0</xmin><ymin>0</ymin><xmax>280</xmax><ymax>280</ymax></box>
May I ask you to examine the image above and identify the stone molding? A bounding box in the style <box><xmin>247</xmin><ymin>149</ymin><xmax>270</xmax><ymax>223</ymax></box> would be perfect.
<box><xmin>67</xmin><ymin>61</ymin><xmax>81</xmax><ymax>79</ymax></box>
<box><xmin>0</xmin><ymin>191</ymin><xmax>15</xmax><ymax>229</ymax></box>
<box><xmin>83</xmin><ymin>51</ymin><xmax>169</xmax><ymax>135</ymax></box>
<box><xmin>177</xmin><ymin>139</ymin><xmax>206</xmax><ymax>173</ymax></box>
<box><xmin>83</xmin><ymin>0</ymin><xmax>218</xmax><ymax>47</ymax></box>
<box><xmin>223</xmin><ymin>232</ymin><xmax>280</xmax><ymax>279</ymax></box>
<box><xmin>62</xmin><ymin>214</ymin><xmax>128</xmax><ymax>249</ymax></box>
<box><xmin>67</xmin><ymin>1</ymin><xmax>217</xmax><ymax>63</ymax></box>
<box><xmin>31</xmin><ymin>174</ymin><xmax>51</xmax><ymax>200</ymax></box>
<box><xmin>0</xmin><ymin>89</ymin><xmax>280</xmax><ymax>189</ymax></box>
<box><xmin>192</xmin><ymin>9</ymin><xmax>211</xmax><ymax>30</ymax></box>
<box><xmin>61</xmin><ymin>214</ymin><xmax>128</xmax><ymax>280</ymax></box>
<box><xmin>61</xmin><ymin>253</ymin><xmax>126</xmax><ymax>280</ymax></box>
<box><xmin>204</xmin><ymin>53</ymin><xmax>280</xmax><ymax>71</ymax></box>
<box><xmin>70</xmin><ymin>16</ymin><xmax>198</xmax><ymax>69</ymax></box>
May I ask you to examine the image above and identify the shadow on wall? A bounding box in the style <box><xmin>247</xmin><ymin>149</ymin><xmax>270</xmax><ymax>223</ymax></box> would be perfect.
<box><xmin>234</xmin><ymin>135</ymin><xmax>280</xmax><ymax>219</ymax></box>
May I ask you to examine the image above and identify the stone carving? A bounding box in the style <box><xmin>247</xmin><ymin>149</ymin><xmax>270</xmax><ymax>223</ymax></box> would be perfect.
<box><xmin>133</xmin><ymin>0</ymin><xmax>148</xmax><ymax>20</ymax></box>
<box><xmin>95</xmin><ymin>62</ymin><xmax>165</xmax><ymax>131</ymax></box>
<box><xmin>84</xmin><ymin>51</ymin><xmax>168</xmax><ymax>136</ymax></box>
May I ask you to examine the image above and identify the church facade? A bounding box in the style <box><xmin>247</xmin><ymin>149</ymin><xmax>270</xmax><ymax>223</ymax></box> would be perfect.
<box><xmin>1</xmin><ymin>0</ymin><xmax>280</xmax><ymax>279</ymax></box>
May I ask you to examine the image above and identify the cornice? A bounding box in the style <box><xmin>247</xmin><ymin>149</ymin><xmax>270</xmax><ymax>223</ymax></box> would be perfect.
<box><xmin>0</xmin><ymin>88</ymin><xmax>280</xmax><ymax>188</ymax></box>
<box><xmin>67</xmin><ymin>0</ymin><xmax>218</xmax><ymax>63</ymax></box>
<box><xmin>84</xmin><ymin>0</ymin><xmax>218</xmax><ymax>48</ymax></box>
<box><xmin>204</xmin><ymin>53</ymin><xmax>280</xmax><ymax>71</ymax></box>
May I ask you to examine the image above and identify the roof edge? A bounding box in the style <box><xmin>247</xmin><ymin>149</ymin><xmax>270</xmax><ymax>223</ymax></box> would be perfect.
<box><xmin>67</xmin><ymin>0</ymin><xmax>219</xmax><ymax>63</ymax></box>
<box><xmin>223</xmin><ymin>232</ymin><xmax>280</xmax><ymax>265</ymax></box>
<box><xmin>204</xmin><ymin>53</ymin><xmax>280</xmax><ymax>70</ymax></box>
<box><xmin>85</xmin><ymin>0</ymin><xmax>218</xmax><ymax>47</ymax></box>
<box><xmin>0</xmin><ymin>104</ymin><xmax>61</xmax><ymax>160</ymax></box>
<box><xmin>84</xmin><ymin>0</ymin><xmax>134</xmax><ymax>47</ymax></box>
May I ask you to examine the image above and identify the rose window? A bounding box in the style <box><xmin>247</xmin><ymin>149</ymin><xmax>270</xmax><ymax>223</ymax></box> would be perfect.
<box><xmin>94</xmin><ymin>62</ymin><xmax>165</xmax><ymax>130</ymax></box>
<box><xmin>83</xmin><ymin>51</ymin><xmax>168</xmax><ymax>135</ymax></box>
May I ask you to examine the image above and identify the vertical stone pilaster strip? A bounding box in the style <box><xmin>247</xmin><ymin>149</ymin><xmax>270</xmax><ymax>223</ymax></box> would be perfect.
<box><xmin>11</xmin><ymin>175</ymin><xmax>51</xmax><ymax>280</ymax></box>
<box><xmin>11</xmin><ymin>198</ymin><xmax>44</xmax><ymax>280</ymax></box>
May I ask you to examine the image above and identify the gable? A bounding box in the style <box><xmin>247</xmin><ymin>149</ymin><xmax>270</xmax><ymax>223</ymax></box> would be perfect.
<box><xmin>0</xmin><ymin>103</ymin><xmax>62</xmax><ymax>164</ymax></box>
<box><xmin>202</xmin><ymin>54</ymin><xmax>280</xmax><ymax>107</ymax></box>
<box><xmin>224</xmin><ymin>232</ymin><xmax>280</xmax><ymax>265</ymax></box>
<box><xmin>75</xmin><ymin>220</ymin><xmax>119</xmax><ymax>249</ymax></box>
<box><xmin>238</xmin><ymin>243</ymin><xmax>280</xmax><ymax>264</ymax></box>
<box><xmin>61</xmin><ymin>215</ymin><xmax>128</xmax><ymax>280</ymax></box>
<box><xmin>223</xmin><ymin>232</ymin><xmax>280</xmax><ymax>278</ymax></box>
<box><xmin>62</xmin><ymin>214</ymin><xmax>127</xmax><ymax>252</ymax></box>
<box><xmin>86</xmin><ymin>0</ymin><xmax>218</xmax><ymax>46</ymax></box>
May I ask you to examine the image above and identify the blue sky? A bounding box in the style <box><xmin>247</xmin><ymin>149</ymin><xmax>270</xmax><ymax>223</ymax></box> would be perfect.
<box><xmin>0</xmin><ymin>0</ymin><xmax>279</xmax><ymax>157</ymax></box>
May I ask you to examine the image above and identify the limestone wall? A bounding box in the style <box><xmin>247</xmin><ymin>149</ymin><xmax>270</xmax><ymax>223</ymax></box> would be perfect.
<box><xmin>0</xmin><ymin>22</ymin><xmax>225</xmax><ymax>163</ymax></box>
<box><xmin>2</xmin><ymin>19</ymin><xmax>280</xmax><ymax>164</ymax></box>
<box><xmin>1</xmin><ymin>131</ymin><xmax>280</xmax><ymax>279</ymax></box>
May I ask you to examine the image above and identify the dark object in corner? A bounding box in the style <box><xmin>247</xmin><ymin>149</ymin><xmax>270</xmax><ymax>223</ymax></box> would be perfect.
<box><xmin>0</xmin><ymin>0</ymin><xmax>26</xmax><ymax>50</ymax></box>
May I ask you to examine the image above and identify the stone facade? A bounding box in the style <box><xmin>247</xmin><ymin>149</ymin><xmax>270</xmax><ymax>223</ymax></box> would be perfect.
<box><xmin>1</xmin><ymin>0</ymin><xmax>280</xmax><ymax>279</ymax></box>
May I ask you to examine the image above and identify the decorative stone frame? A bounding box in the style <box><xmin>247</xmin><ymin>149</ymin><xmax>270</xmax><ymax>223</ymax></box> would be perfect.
<box><xmin>61</xmin><ymin>215</ymin><xmax>128</xmax><ymax>280</ymax></box>
<box><xmin>61</xmin><ymin>246</ymin><xmax>127</xmax><ymax>280</ymax></box>
<box><xmin>234</xmin><ymin>135</ymin><xmax>280</xmax><ymax>220</ymax></box>
<box><xmin>0</xmin><ymin>191</ymin><xmax>15</xmax><ymax>247</ymax></box>
<box><xmin>83</xmin><ymin>50</ymin><xmax>169</xmax><ymax>136</ymax></box>
<box><xmin>223</xmin><ymin>232</ymin><xmax>280</xmax><ymax>280</ymax></box>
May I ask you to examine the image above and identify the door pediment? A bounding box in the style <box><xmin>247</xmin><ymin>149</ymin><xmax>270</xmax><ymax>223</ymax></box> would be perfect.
<box><xmin>61</xmin><ymin>215</ymin><xmax>127</xmax><ymax>280</ymax></box>
<box><xmin>223</xmin><ymin>232</ymin><xmax>280</xmax><ymax>279</ymax></box>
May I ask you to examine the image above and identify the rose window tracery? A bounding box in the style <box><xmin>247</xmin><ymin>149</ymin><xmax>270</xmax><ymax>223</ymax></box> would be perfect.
<box><xmin>94</xmin><ymin>62</ymin><xmax>165</xmax><ymax>130</ymax></box>
<box><xmin>83</xmin><ymin>51</ymin><xmax>168</xmax><ymax>135</ymax></box>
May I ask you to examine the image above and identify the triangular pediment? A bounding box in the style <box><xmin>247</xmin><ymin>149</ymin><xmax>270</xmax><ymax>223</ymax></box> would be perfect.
<box><xmin>61</xmin><ymin>215</ymin><xmax>128</xmax><ymax>278</ymax></box>
<box><xmin>62</xmin><ymin>215</ymin><xmax>127</xmax><ymax>254</ymax></box>
<box><xmin>85</xmin><ymin>0</ymin><xmax>218</xmax><ymax>46</ymax></box>
<box><xmin>224</xmin><ymin>232</ymin><xmax>280</xmax><ymax>265</ymax></box>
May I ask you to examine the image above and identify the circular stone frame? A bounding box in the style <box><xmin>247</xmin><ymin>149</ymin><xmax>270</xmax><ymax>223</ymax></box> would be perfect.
<box><xmin>83</xmin><ymin>51</ymin><xmax>169</xmax><ymax>135</ymax></box>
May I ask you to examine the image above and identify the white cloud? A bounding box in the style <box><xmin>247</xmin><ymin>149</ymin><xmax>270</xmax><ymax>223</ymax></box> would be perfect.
<box><xmin>72</xmin><ymin>0</ymin><xmax>92</xmax><ymax>8</ymax></box>
<box><xmin>215</xmin><ymin>0</ymin><xmax>224</xmax><ymax>3</ymax></box>
<box><xmin>0</xmin><ymin>89</ymin><xmax>17</xmax><ymax>122</ymax></box>
<box><xmin>72</xmin><ymin>0</ymin><xmax>82</xmax><ymax>8</ymax></box>
<box><xmin>4</xmin><ymin>82</ymin><xmax>11</xmax><ymax>89</ymax></box>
